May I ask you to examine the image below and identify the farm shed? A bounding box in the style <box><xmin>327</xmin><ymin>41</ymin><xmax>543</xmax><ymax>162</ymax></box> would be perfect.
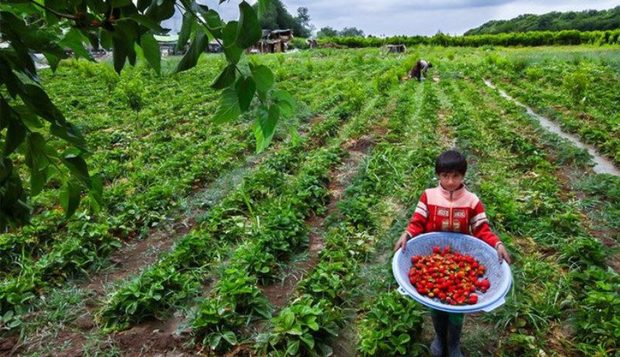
<box><xmin>386</xmin><ymin>44</ymin><xmax>406</xmax><ymax>53</ymax></box>
<box><xmin>249</xmin><ymin>29</ymin><xmax>294</xmax><ymax>53</ymax></box>
<box><xmin>154</xmin><ymin>34</ymin><xmax>181</xmax><ymax>56</ymax></box>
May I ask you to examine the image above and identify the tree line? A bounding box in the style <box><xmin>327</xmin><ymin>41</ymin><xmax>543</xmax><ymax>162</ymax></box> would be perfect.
<box><xmin>319</xmin><ymin>29</ymin><xmax>620</xmax><ymax>48</ymax></box>
<box><xmin>465</xmin><ymin>6</ymin><xmax>620</xmax><ymax>35</ymax></box>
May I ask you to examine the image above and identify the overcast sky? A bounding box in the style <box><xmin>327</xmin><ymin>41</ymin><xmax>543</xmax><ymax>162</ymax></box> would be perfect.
<box><xmin>164</xmin><ymin>0</ymin><xmax>619</xmax><ymax>36</ymax></box>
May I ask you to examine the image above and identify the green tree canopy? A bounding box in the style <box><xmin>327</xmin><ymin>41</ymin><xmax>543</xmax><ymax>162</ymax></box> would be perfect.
<box><xmin>255</xmin><ymin>0</ymin><xmax>311</xmax><ymax>37</ymax></box>
<box><xmin>317</xmin><ymin>26</ymin><xmax>364</xmax><ymax>38</ymax></box>
<box><xmin>466</xmin><ymin>6</ymin><xmax>620</xmax><ymax>35</ymax></box>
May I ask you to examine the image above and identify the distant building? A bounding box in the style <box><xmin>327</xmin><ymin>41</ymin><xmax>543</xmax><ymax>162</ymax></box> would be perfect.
<box><xmin>249</xmin><ymin>29</ymin><xmax>294</xmax><ymax>54</ymax></box>
<box><xmin>208</xmin><ymin>40</ymin><xmax>222</xmax><ymax>53</ymax></box>
<box><xmin>386</xmin><ymin>44</ymin><xmax>406</xmax><ymax>53</ymax></box>
<box><xmin>155</xmin><ymin>34</ymin><xmax>181</xmax><ymax>56</ymax></box>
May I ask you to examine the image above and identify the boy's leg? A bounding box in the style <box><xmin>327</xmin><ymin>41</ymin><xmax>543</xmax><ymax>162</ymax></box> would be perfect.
<box><xmin>430</xmin><ymin>309</ymin><xmax>448</xmax><ymax>357</ymax></box>
<box><xmin>447</xmin><ymin>313</ymin><xmax>464</xmax><ymax>357</ymax></box>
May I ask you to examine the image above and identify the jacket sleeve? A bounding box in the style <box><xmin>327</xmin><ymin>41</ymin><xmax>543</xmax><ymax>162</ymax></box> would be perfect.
<box><xmin>406</xmin><ymin>191</ymin><xmax>429</xmax><ymax>238</ymax></box>
<box><xmin>470</xmin><ymin>200</ymin><xmax>500</xmax><ymax>248</ymax></box>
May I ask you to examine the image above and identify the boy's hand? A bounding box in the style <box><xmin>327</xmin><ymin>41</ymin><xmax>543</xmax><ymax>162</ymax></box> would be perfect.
<box><xmin>496</xmin><ymin>243</ymin><xmax>511</xmax><ymax>265</ymax></box>
<box><xmin>394</xmin><ymin>232</ymin><xmax>409</xmax><ymax>252</ymax></box>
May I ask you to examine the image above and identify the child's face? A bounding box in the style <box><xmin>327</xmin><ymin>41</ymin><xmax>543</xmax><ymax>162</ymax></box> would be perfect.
<box><xmin>438</xmin><ymin>171</ymin><xmax>464</xmax><ymax>192</ymax></box>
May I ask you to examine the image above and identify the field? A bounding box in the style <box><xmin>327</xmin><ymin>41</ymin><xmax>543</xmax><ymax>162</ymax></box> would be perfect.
<box><xmin>1</xmin><ymin>45</ymin><xmax>619</xmax><ymax>356</ymax></box>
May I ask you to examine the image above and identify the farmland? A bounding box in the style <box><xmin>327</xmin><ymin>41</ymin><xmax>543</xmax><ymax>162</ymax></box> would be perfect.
<box><xmin>1</xmin><ymin>45</ymin><xmax>619</xmax><ymax>356</ymax></box>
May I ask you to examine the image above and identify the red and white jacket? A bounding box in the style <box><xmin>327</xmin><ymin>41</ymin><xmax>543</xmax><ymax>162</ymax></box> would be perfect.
<box><xmin>406</xmin><ymin>184</ymin><xmax>501</xmax><ymax>248</ymax></box>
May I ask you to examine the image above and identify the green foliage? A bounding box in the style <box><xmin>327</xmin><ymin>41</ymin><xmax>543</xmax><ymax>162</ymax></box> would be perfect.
<box><xmin>258</xmin><ymin>295</ymin><xmax>340</xmax><ymax>356</ymax></box>
<box><xmin>98</xmin><ymin>265</ymin><xmax>200</xmax><ymax>329</ymax></box>
<box><xmin>0</xmin><ymin>0</ymin><xmax>291</xmax><ymax>229</ymax></box>
<box><xmin>318</xmin><ymin>29</ymin><xmax>620</xmax><ymax>48</ymax></box>
<box><xmin>358</xmin><ymin>291</ymin><xmax>426</xmax><ymax>356</ymax></box>
<box><xmin>192</xmin><ymin>269</ymin><xmax>271</xmax><ymax>352</ymax></box>
<box><xmin>562</xmin><ymin>70</ymin><xmax>591</xmax><ymax>104</ymax></box>
<box><xmin>465</xmin><ymin>6</ymin><xmax>620</xmax><ymax>35</ymax></box>
<box><xmin>570</xmin><ymin>267</ymin><xmax>620</xmax><ymax>353</ymax></box>
<box><xmin>255</xmin><ymin>0</ymin><xmax>311</xmax><ymax>37</ymax></box>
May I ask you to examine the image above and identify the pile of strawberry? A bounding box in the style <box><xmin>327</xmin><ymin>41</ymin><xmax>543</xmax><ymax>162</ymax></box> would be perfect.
<box><xmin>408</xmin><ymin>245</ymin><xmax>490</xmax><ymax>305</ymax></box>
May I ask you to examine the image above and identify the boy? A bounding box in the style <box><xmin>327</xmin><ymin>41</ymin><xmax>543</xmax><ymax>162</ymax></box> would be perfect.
<box><xmin>394</xmin><ymin>150</ymin><xmax>511</xmax><ymax>357</ymax></box>
<box><xmin>409</xmin><ymin>59</ymin><xmax>433</xmax><ymax>81</ymax></box>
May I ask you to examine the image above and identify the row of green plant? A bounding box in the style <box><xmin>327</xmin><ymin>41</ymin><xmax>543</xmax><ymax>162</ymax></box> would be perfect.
<box><xmin>0</xmin><ymin>50</ymin><xmax>393</xmax><ymax>333</ymax></box>
<box><xmin>191</xmin><ymin>144</ymin><xmax>343</xmax><ymax>352</ymax></box>
<box><xmin>319</xmin><ymin>29</ymin><xmax>620</xmax><ymax>48</ymax></box>
<box><xmin>256</xmin><ymin>80</ymin><xmax>440</xmax><ymax>356</ymax></box>
<box><xmin>0</xmin><ymin>51</ymin><xmax>373</xmax><ymax>274</ymax></box>
<box><xmin>93</xmin><ymin>54</ymin><xmax>396</xmax><ymax>332</ymax></box>
<box><xmin>441</xmin><ymin>68</ymin><xmax>617</xmax><ymax>355</ymax></box>
<box><xmin>189</xmin><ymin>72</ymin><xmax>408</xmax><ymax>354</ymax></box>
<box><xmin>482</xmin><ymin>54</ymin><xmax>620</xmax><ymax>164</ymax></box>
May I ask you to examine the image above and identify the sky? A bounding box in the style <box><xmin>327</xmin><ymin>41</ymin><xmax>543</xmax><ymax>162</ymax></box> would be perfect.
<box><xmin>163</xmin><ymin>0</ymin><xmax>620</xmax><ymax>36</ymax></box>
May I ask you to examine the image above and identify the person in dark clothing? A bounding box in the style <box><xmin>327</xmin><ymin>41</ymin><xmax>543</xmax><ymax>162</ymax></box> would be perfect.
<box><xmin>409</xmin><ymin>59</ymin><xmax>433</xmax><ymax>81</ymax></box>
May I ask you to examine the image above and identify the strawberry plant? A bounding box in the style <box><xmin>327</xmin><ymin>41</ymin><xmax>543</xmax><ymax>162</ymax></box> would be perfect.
<box><xmin>358</xmin><ymin>291</ymin><xmax>426</xmax><ymax>356</ymax></box>
<box><xmin>257</xmin><ymin>295</ymin><xmax>340</xmax><ymax>356</ymax></box>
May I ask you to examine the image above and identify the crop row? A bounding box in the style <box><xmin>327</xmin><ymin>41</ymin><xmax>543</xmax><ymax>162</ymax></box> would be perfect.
<box><xmin>0</xmin><ymin>50</ymin><xmax>397</xmax><ymax>332</ymax></box>
<box><xmin>482</xmin><ymin>54</ymin><xmax>620</xmax><ymax>165</ymax></box>
<box><xmin>438</xmin><ymin>67</ymin><xmax>617</xmax><ymax>355</ymax></box>
<box><xmin>94</xmin><ymin>53</ymin><xmax>400</xmax><ymax>335</ymax></box>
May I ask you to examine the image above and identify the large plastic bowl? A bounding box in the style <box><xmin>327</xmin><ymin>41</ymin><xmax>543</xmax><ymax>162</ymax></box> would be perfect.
<box><xmin>392</xmin><ymin>232</ymin><xmax>512</xmax><ymax>313</ymax></box>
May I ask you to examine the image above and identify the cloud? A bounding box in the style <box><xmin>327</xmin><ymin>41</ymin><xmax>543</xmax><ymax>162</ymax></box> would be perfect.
<box><xmin>162</xmin><ymin>0</ymin><xmax>619</xmax><ymax>37</ymax></box>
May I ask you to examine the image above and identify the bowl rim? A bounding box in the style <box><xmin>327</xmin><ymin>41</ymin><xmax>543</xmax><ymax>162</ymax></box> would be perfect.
<box><xmin>392</xmin><ymin>232</ymin><xmax>512</xmax><ymax>313</ymax></box>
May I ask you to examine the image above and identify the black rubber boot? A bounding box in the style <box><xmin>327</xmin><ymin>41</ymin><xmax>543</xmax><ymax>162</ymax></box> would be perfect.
<box><xmin>430</xmin><ymin>311</ymin><xmax>448</xmax><ymax>357</ymax></box>
<box><xmin>448</xmin><ymin>321</ymin><xmax>464</xmax><ymax>357</ymax></box>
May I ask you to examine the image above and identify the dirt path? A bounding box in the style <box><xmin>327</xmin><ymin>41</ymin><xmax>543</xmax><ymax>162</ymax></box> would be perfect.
<box><xmin>483</xmin><ymin>79</ymin><xmax>619</xmax><ymax>177</ymax></box>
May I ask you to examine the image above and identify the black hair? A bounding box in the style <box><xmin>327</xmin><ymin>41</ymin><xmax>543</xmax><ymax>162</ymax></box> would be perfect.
<box><xmin>428</xmin><ymin>62</ymin><xmax>433</xmax><ymax>68</ymax></box>
<box><xmin>435</xmin><ymin>150</ymin><xmax>467</xmax><ymax>175</ymax></box>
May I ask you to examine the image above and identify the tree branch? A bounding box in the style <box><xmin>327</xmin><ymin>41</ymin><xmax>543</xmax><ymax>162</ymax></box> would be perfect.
<box><xmin>30</xmin><ymin>1</ymin><xmax>79</xmax><ymax>21</ymax></box>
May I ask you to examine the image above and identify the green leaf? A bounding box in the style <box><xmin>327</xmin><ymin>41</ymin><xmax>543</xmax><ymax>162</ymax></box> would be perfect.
<box><xmin>272</xmin><ymin>89</ymin><xmax>295</xmax><ymax>118</ymax></box>
<box><xmin>236</xmin><ymin>2</ymin><xmax>261</xmax><ymax>48</ymax></box>
<box><xmin>281</xmin><ymin>310</ymin><xmax>295</xmax><ymax>329</ymax></box>
<box><xmin>62</xmin><ymin>150</ymin><xmax>91</xmax><ymax>188</ymax></box>
<box><xmin>177</xmin><ymin>11</ymin><xmax>194</xmax><ymax>50</ymax></box>
<box><xmin>222</xmin><ymin>21</ymin><xmax>238</xmax><ymax>47</ymax></box>
<box><xmin>257</xmin><ymin>0</ymin><xmax>270</xmax><ymax>18</ymax></box>
<box><xmin>50</xmin><ymin>122</ymin><xmax>87</xmax><ymax>150</ymax></box>
<box><xmin>235</xmin><ymin>76</ymin><xmax>256</xmax><ymax>111</ymax></box>
<box><xmin>255</xmin><ymin>104</ymin><xmax>279</xmax><ymax>152</ymax></box>
<box><xmin>59</xmin><ymin>28</ymin><xmax>93</xmax><ymax>61</ymax></box>
<box><xmin>212</xmin><ymin>87</ymin><xmax>241</xmax><ymax>124</ymax></box>
<box><xmin>112</xmin><ymin>35</ymin><xmax>128</xmax><ymax>73</ymax></box>
<box><xmin>21</xmin><ymin>83</ymin><xmax>65</xmax><ymax>126</ymax></box>
<box><xmin>211</xmin><ymin>64</ymin><xmax>236</xmax><ymax>90</ymax></box>
<box><xmin>222</xmin><ymin>21</ymin><xmax>243</xmax><ymax>64</ymax></box>
<box><xmin>204</xmin><ymin>10</ymin><xmax>224</xmax><ymax>38</ymax></box>
<box><xmin>175</xmin><ymin>29</ymin><xmax>209</xmax><ymax>73</ymax></box>
<box><xmin>140</xmin><ymin>32</ymin><xmax>160</xmax><ymax>75</ymax></box>
<box><xmin>2</xmin><ymin>110</ymin><xmax>25</xmax><ymax>156</ymax></box>
<box><xmin>285</xmin><ymin>340</ymin><xmax>300</xmax><ymax>356</ymax></box>
<box><xmin>251</xmin><ymin>65</ymin><xmax>274</xmax><ymax>94</ymax></box>
<box><xmin>300</xmin><ymin>333</ymin><xmax>315</xmax><ymax>349</ymax></box>
<box><xmin>24</xmin><ymin>133</ymin><xmax>49</xmax><ymax>171</ymax></box>
<box><xmin>221</xmin><ymin>331</ymin><xmax>237</xmax><ymax>345</ymax></box>
<box><xmin>88</xmin><ymin>173</ymin><xmax>104</xmax><ymax>212</ymax></box>
<box><xmin>224</xmin><ymin>44</ymin><xmax>243</xmax><ymax>65</ymax></box>
<box><xmin>60</xmin><ymin>180</ymin><xmax>81</xmax><ymax>218</ymax></box>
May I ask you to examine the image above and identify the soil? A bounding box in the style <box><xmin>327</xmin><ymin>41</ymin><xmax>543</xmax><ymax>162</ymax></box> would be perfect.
<box><xmin>259</xmin><ymin>133</ymin><xmax>374</xmax><ymax>309</ymax></box>
<box><xmin>88</xmin><ymin>215</ymin><xmax>196</xmax><ymax>295</ymax></box>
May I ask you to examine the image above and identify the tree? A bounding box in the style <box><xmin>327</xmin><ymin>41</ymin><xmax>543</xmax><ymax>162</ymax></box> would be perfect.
<box><xmin>0</xmin><ymin>0</ymin><xmax>294</xmax><ymax>230</ymax></box>
<box><xmin>339</xmin><ymin>27</ymin><xmax>364</xmax><ymax>37</ymax></box>
<box><xmin>255</xmin><ymin>0</ymin><xmax>311</xmax><ymax>37</ymax></box>
<box><xmin>317</xmin><ymin>26</ymin><xmax>338</xmax><ymax>38</ymax></box>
